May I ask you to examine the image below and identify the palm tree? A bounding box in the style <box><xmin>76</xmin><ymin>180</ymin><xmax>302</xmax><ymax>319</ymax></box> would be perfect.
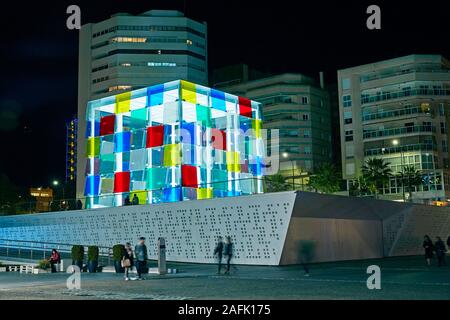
<box><xmin>399</xmin><ymin>165</ymin><xmax>423</xmax><ymax>202</ymax></box>
<box><xmin>265</xmin><ymin>174</ymin><xmax>289</xmax><ymax>192</ymax></box>
<box><xmin>308</xmin><ymin>163</ymin><xmax>342</xmax><ymax>194</ymax></box>
<box><xmin>361</xmin><ymin>158</ymin><xmax>393</xmax><ymax>199</ymax></box>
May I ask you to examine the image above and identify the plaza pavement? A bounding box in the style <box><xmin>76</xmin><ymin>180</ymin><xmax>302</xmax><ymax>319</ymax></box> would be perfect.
<box><xmin>0</xmin><ymin>255</ymin><xmax>449</xmax><ymax>300</ymax></box>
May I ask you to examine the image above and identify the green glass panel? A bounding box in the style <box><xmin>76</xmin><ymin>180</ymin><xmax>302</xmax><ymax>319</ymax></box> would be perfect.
<box><xmin>146</xmin><ymin>167</ymin><xmax>168</xmax><ymax>190</ymax></box>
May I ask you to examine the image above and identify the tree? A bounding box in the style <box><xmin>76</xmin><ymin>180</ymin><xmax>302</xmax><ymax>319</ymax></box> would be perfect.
<box><xmin>399</xmin><ymin>165</ymin><xmax>423</xmax><ymax>202</ymax></box>
<box><xmin>361</xmin><ymin>158</ymin><xmax>392</xmax><ymax>199</ymax></box>
<box><xmin>308</xmin><ymin>163</ymin><xmax>342</xmax><ymax>194</ymax></box>
<box><xmin>265</xmin><ymin>174</ymin><xmax>289</xmax><ymax>192</ymax></box>
<box><xmin>349</xmin><ymin>175</ymin><xmax>370</xmax><ymax>197</ymax></box>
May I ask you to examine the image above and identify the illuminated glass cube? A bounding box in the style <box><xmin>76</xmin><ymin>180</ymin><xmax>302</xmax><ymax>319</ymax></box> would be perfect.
<box><xmin>84</xmin><ymin>80</ymin><xmax>264</xmax><ymax>207</ymax></box>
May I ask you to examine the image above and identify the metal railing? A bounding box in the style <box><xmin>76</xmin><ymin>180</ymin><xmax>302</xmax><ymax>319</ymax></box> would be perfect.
<box><xmin>0</xmin><ymin>239</ymin><xmax>112</xmax><ymax>266</ymax></box>
<box><xmin>363</xmin><ymin>125</ymin><xmax>435</xmax><ymax>139</ymax></box>
<box><xmin>0</xmin><ymin>177</ymin><xmax>305</xmax><ymax>216</ymax></box>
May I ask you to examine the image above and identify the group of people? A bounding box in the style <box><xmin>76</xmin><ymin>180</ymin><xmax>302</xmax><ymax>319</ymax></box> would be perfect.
<box><xmin>124</xmin><ymin>194</ymin><xmax>140</xmax><ymax>206</ymax></box>
<box><xmin>423</xmin><ymin>235</ymin><xmax>450</xmax><ymax>267</ymax></box>
<box><xmin>121</xmin><ymin>237</ymin><xmax>148</xmax><ymax>281</ymax></box>
<box><xmin>213</xmin><ymin>236</ymin><xmax>234</xmax><ymax>274</ymax></box>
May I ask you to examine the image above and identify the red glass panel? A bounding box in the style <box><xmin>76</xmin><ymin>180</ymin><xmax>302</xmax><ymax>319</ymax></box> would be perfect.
<box><xmin>181</xmin><ymin>165</ymin><xmax>198</xmax><ymax>188</ymax></box>
<box><xmin>114</xmin><ymin>172</ymin><xmax>130</xmax><ymax>193</ymax></box>
<box><xmin>99</xmin><ymin>115</ymin><xmax>115</xmax><ymax>136</ymax></box>
<box><xmin>146</xmin><ymin>125</ymin><xmax>164</xmax><ymax>148</ymax></box>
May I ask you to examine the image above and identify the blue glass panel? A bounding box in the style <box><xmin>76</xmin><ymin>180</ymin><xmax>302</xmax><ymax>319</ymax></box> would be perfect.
<box><xmin>162</xmin><ymin>186</ymin><xmax>182</xmax><ymax>202</ymax></box>
<box><xmin>249</xmin><ymin>156</ymin><xmax>263</xmax><ymax>176</ymax></box>
<box><xmin>86</xmin><ymin>121</ymin><xmax>100</xmax><ymax>138</ymax></box>
<box><xmin>211</xmin><ymin>89</ymin><xmax>226</xmax><ymax>111</ymax></box>
<box><xmin>84</xmin><ymin>175</ymin><xmax>100</xmax><ymax>196</ymax></box>
<box><xmin>114</xmin><ymin>131</ymin><xmax>131</xmax><ymax>153</ymax></box>
<box><xmin>147</xmin><ymin>84</ymin><xmax>164</xmax><ymax>106</ymax></box>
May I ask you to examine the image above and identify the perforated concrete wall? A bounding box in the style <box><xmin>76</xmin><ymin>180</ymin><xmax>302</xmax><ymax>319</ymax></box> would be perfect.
<box><xmin>0</xmin><ymin>192</ymin><xmax>296</xmax><ymax>265</ymax></box>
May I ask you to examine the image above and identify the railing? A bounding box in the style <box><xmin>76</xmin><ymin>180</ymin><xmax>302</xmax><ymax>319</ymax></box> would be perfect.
<box><xmin>363</xmin><ymin>125</ymin><xmax>435</xmax><ymax>139</ymax></box>
<box><xmin>360</xmin><ymin>68</ymin><xmax>450</xmax><ymax>83</ymax></box>
<box><xmin>0</xmin><ymin>177</ymin><xmax>308</xmax><ymax>216</ymax></box>
<box><xmin>361</xmin><ymin>87</ymin><xmax>450</xmax><ymax>105</ymax></box>
<box><xmin>364</xmin><ymin>143</ymin><xmax>437</xmax><ymax>156</ymax></box>
<box><xmin>362</xmin><ymin>106</ymin><xmax>432</xmax><ymax>122</ymax></box>
<box><xmin>0</xmin><ymin>238</ymin><xmax>112</xmax><ymax>266</ymax></box>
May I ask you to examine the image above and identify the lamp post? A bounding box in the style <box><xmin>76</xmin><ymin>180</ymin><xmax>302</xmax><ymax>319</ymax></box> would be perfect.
<box><xmin>52</xmin><ymin>180</ymin><xmax>65</xmax><ymax>202</ymax></box>
<box><xmin>282</xmin><ymin>152</ymin><xmax>295</xmax><ymax>190</ymax></box>
<box><xmin>392</xmin><ymin>139</ymin><xmax>406</xmax><ymax>202</ymax></box>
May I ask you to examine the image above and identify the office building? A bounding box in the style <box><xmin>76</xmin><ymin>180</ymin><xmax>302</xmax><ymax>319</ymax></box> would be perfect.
<box><xmin>338</xmin><ymin>54</ymin><xmax>450</xmax><ymax>203</ymax></box>
<box><xmin>216</xmin><ymin>71</ymin><xmax>332</xmax><ymax>186</ymax></box>
<box><xmin>77</xmin><ymin>10</ymin><xmax>208</xmax><ymax>199</ymax></box>
<box><xmin>84</xmin><ymin>80</ymin><xmax>264</xmax><ymax>208</ymax></box>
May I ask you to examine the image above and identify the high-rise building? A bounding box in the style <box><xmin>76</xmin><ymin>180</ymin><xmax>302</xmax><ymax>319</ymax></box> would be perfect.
<box><xmin>338</xmin><ymin>54</ymin><xmax>450</xmax><ymax>203</ymax></box>
<box><xmin>84</xmin><ymin>80</ymin><xmax>264</xmax><ymax>208</ymax></box>
<box><xmin>216</xmin><ymin>72</ymin><xmax>332</xmax><ymax>187</ymax></box>
<box><xmin>77</xmin><ymin>10</ymin><xmax>208</xmax><ymax>199</ymax></box>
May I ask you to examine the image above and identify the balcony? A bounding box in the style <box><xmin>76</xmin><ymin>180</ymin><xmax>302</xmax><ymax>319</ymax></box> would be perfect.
<box><xmin>362</xmin><ymin>106</ymin><xmax>433</xmax><ymax>122</ymax></box>
<box><xmin>361</xmin><ymin>87</ymin><xmax>450</xmax><ymax>105</ymax></box>
<box><xmin>363</xmin><ymin>125</ymin><xmax>435</xmax><ymax>140</ymax></box>
<box><xmin>364</xmin><ymin>143</ymin><xmax>437</xmax><ymax>156</ymax></box>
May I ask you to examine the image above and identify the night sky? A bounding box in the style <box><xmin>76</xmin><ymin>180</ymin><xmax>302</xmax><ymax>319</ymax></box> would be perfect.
<box><xmin>0</xmin><ymin>0</ymin><xmax>449</xmax><ymax>191</ymax></box>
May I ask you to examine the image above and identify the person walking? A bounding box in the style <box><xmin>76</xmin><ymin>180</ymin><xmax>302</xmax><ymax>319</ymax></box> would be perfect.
<box><xmin>122</xmin><ymin>242</ymin><xmax>134</xmax><ymax>281</ymax></box>
<box><xmin>423</xmin><ymin>235</ymin><xmax>434</xmax><ymax>266</ymax></box>
<box><xmin>124</xmin><ymin>195</ymin><xmax>131</xmax><ymax>206</ymax></box>
<box><xmin>134</xmin><ymin>237</ymin><xmax>148</xmax><ymax>280</ymax></box>
<box><xmin>48</xmin><ymin>249</ymin><xmax>61</xmax><ymax>273</ymax></box>
<box><xmin>435</xmin><ymin>237</ymin><xmax>447</xmax><ymax>267</ymax></box>
<box><xmin>213</xmin><ymin>236</ymin><xmax>224</xmax><ymax>274</ymax></box>
<box><xmin>223</xmin><ymin>236</ymin><xmax>233</xmax><ymax>275</ymax></box>
<box><xmin>132</xmin><ymin>194</ymin><xmax>139</xmax><ymax>205</ymax></box>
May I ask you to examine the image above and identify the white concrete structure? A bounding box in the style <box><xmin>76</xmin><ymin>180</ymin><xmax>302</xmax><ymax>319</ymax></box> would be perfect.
<box><xmin>77</xmin><ymin>10</ymin><xmax>208</xmax><ymax>199</ymax></box>
<box><xmin>2</xmin><ymin>192</ymin><xmax>449</xmax><ymax>265</ymax></box>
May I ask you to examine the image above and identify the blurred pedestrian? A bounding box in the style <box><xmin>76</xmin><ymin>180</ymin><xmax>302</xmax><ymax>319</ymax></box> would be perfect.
<box><xmin>134</xmin><ymin>237</ymin><xmax>148</xmax><ymax>280</ymax></box>
<box><xmin>124</xmin><ymin>195</ymin><xmax>131</xmax><ymax>206</ymax></box>
<box><xmin>48</xmin><ymin>249</ymin><xmax>61</xmax><ymax>273</ymax></box>
<box><xmin>435</xmin><ymin>237</ymin><xmax>447</xmax><ymax>267</ymax></box>
<box><xmin>224</xmin><ymin>236</ymin><xmax>233</xmax><ymax>274</ymax></box>
<box><xmin>423</xmin><ymin>235</ymin><xmax>434</xmax><ymax>266</ymax></box>
<box><xmin>213</xmin><ymin>236</ymin><xmax>224</xmax><ymax>274</ymax></box>
<box><xmin>122</xmin><ymin>242</ymin><xmax>134</xmax><ymax>280</ymax></box>
<box><xmin>132</xmin><ymin>194</ymin><xmax>139</xmax><ymax>205</ymax></box>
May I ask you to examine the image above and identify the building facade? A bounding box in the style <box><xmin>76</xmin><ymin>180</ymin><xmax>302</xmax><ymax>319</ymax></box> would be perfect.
<box><xmin>77</xmin><ymin>10</ymin><xmax>208</xmax><ymax>199</ymax></box>
<box><xmin>216</xmin><ymin>73</ymin><xmax>332</xmax><ymax>186</ymax></box>
<box><xmin>84</xmin><ymin>80</ymin><xmax>264</xmax><ymax>208</ymax></box>
<box><xmin>338</xmin><ymin>54</ymin><xmax>450</xmax><ymax>203</ymax></box>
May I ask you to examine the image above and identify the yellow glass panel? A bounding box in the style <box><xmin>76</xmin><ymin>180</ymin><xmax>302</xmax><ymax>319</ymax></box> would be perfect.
<box><xmin>181</xmin><ymin>80</ymin><xmax>196</xmax><ymax>104</ymax></box>
<box><xmin>252</xmin><ymin>119</ymin><xmax>262</xmax><ymax>138</ymax></box>
<box><xmin>131</xmin><ymin>190</ymin><xmax>147</xmax><ymax>204</ymax></box>
<box><xmin>115</xmin><ymin>91</ymin><xmax>131</xmax><ymax>114</ymax></box>
<box><xmin>86</xmin><ymin>137</ymin><xmax>100</xmax><ymax>157</ymax></box>
<box><xmin>163</xmin><ymin>144</ymin><xmax>181</xmax><ymax>166</ymax></box>
<box><xmin>226</xmin><ymin>151</ymin><xmax>241</xmax><ymax>172</ymax></box>
<box><xmin>197</xmin><ymin>188</ymin><xmax>213</xmax><ymax>200</ymax></box>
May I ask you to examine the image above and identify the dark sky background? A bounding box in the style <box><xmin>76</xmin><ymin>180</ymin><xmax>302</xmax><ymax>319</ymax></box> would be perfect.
<box><xmin>0</xmin><ymin>0</ymin><xmax>449</xmax><ymax>191</ymax></box>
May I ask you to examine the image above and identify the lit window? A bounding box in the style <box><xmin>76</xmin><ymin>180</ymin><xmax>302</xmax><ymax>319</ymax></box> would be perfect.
<box><xmin>186</xmin><ymin>39</ymin><xmax>193</xmax><ymax>45</ymax></box>
<box><xmin>121</xmin><ymin>63</ymin><xmax>131</xmax><ymax>67</ymax></box>
<box><xmin>108</xmin><ymin>85</ymin><xmax>132</xmax><ymax>92</ymax></box>
<box><xmin>111</xmin><ymin>37</ymin><xmax>147</xmax><ymax>43</ymax></box>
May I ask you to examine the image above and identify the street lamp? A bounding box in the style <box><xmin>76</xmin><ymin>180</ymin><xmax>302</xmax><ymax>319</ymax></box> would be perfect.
<box><xmin>392</xmin><ymin>139</ymin><xmax>406</xmax><ymax>202</ymax></box>
<box><xmin>282</xmin><ymin>152</ymin><xmax>295</xmax><ymax>190</ymax></box>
